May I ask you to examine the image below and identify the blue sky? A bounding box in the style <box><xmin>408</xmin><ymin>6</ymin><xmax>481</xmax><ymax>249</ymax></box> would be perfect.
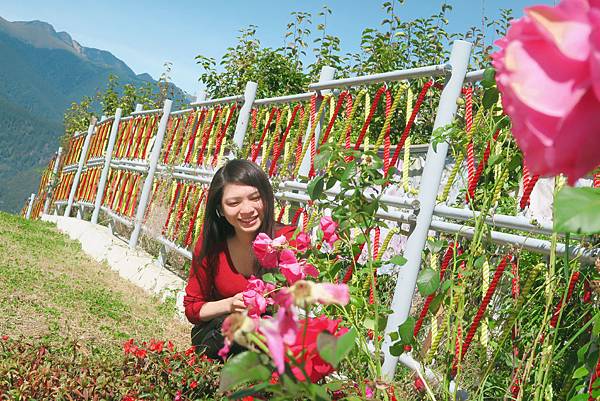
<box><xmin>2</xmin><ymin>0</ymin><xmax>554</xmax><ymax>94</ymax></box>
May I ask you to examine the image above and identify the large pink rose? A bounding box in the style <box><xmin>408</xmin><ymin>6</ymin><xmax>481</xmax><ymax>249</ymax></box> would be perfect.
<box><xmin>492</xmin><ymin>0</ymin><xmax>600</xmax><ymax>184</ymax></box>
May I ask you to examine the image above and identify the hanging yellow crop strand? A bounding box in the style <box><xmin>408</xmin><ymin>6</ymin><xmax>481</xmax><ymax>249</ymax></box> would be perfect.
<box><xmin>293</xmin><ymin>95</ymin><xmax>331</xmax><ymax>177</ymax></box>
<box><xmin>480</xmin><ymin>259</ymin><xmax>490</xmax><ymax>350</ymax></box>
<box><xmin>429</xmin><ymin>252</ymin><xmax>438</xmax><ymax>346</ymax></box>
<box><xmin>373</xmin><ymin>83</ymin><xmax>407</xmax><ymax>150</ymax></box>
<box><xmin>336</xmin><ymin>90</ymin><xmax>366</xmax><ymax>148</ymax></box>
<box><xmin>281</xmin><ymin>105</ymin><xmax>308</xmax><ymax>176</ymax></box>
<box><xmin>363</xmin><ymin>92</ymin><xmax>371</xmax><ymax>153</ymax></box>
<box><xmin>261</xmin><ymin>106</ymin><xmax>288</xmax><ymax>170</ymax></box>
<box><xmin>205</xmin><ymin>107</ymin><xmax>227</xmax><ymax>167</ymax></box>
<box><xmin>402</xmin><ymin>87</ymin><xmax>414</xmax><ymax>193</ymax></box>
<box><xmin>375</xmin><ymin>227</ymin><xmax>399</xmax><ymax>262</ymax></box>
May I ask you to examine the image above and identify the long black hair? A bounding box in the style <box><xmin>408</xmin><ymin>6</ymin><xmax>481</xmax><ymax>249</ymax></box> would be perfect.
<box><xmin>195</xmin><ymin>159</ymin><xmax>276</xmax><ymax>298</ymax></box>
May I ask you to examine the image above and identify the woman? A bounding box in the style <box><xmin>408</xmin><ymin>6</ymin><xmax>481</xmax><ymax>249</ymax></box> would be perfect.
<box><xmin>183</xmin><ymin>159</ymin><xmax>295</xmax><ymax>359</ymax></box>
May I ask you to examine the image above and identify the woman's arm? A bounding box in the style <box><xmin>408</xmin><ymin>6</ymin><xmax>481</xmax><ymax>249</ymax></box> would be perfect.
<box><xmin>198</xmin><ymin>292</ymin><xmax>246</xmax><ymax>321</ymax></box>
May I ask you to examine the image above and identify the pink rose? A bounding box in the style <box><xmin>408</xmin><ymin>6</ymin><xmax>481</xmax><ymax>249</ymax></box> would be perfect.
<box><xmin>243</xmin><ymin>276</ymin><xmax>275</xmax><ymax>318</ymax></box>
<box><xmin>492</xmin><ymin>0</ymin><xmax>600</xmax><ymax>184</ymax></box>
<box><xmin>278</xmin><ymin>250</ymin><xmax>320</xmax><ymax>284</ymax></box>
<box><xmin>320</xmin><ymin>216</ymin><xmax>339</xmax><ymax>246</ymax></box>
<box><xmin>295</xmin><ymin>231</ymin><xmax>311</xmax><ymax>252</ymax></box>
<box><xmin>252</xmin><ymin>233</ymin><xmax>287</xmax><ymax>268</ymax></box>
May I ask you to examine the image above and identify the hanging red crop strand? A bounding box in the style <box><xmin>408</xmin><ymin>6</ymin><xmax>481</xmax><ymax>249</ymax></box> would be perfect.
<box><xmin>520</xmin><ymin>162</ymin><xmax>540</xmax><ymax>209</ymax></box>
<box><xmin>412</xmin><ymin>243</ymin><xmax>457</xmax><ymax>341</ymax></box>
<box><xmin>459</xmin><ymin>255</ymin><xmax>512</xmax><ymax>364</ymax></box>
<box><xmin>269</xmin><ymin>104</ymin><xmax>304</xmax><ymax>177</ymax></box>
<box><xmin>387</xmin><ymin>81</ymin><xmax>434</xmax><ymax>173</ymax></box>
<box><xmin>290</xmin><ymin>207</ymin><xmax>304</xmax><ymax>226</ymax></box>
<box><xmin>184</xmin><ymin>187</ymin><xmax>207</xmax><ymax>247</ymax></box>
<box><xmin>163</xmin><ymin>182</ymin><xmax>183</xmax><ymax>235</ymax></box>
<box><xmin>549</xmin><ymin>271</ymin><xmax>580</xmax><ymax>328</ymax></box>
<box><xmin>172</xmin><ymin>185</ymin><xmax>195</xmax><ymax>240</ymax></box>
<box><xmin>276</xmin><ymin>204</ymin><xmax>287</xmax><ymax>223</ymax></box>
<box><xmin>353</xmin><ymin>86</ymin><xmax>390</xmax><ymax>151</ymax></box>
<box><xmin>196</xmin><ymin>106</ymin><xmax>221</xmax><ymax>166</ymax></box>
<box><xmin>319</xmin><ymin>91</ymin><xmax>351</xmax><ymax>146</ymax></box>
<box><xmin>172</xmin><ymin>111</ymin><xmax>197</xmax><ymax>163</ymax></box>
<box><xmin>466</xmin><ymin>130</ymin><xmax>501</xmax><ymax>202</ymax></box>
<box><xmin>368</xmin><ymin>227</ymin><xmax>381</xmax><ymax>305</ymax></box>
<box><xmin>510</xmin><ymin>259</ymin><xmax>521</xmax><ymax>399</ymax></box>
<box><xmin>211</xmin><ymin>104</ymin><xmax>238</xmax><ymax>167</ymax></box>
<box><xmin>251</xmin><ymin>107</ymin><xmax>279</xmax><ymax>162</ymax></box>
<box><xmin>184</xmin><ymin>109</ymin><xmax>207</xmax><ymax>164</ymax></box>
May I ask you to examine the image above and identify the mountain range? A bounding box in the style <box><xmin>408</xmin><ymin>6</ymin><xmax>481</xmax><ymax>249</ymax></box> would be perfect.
<box><xmin>0</xmin><ymin>16</ymin><xmax>187</xmax><ymax>212</ymax></box>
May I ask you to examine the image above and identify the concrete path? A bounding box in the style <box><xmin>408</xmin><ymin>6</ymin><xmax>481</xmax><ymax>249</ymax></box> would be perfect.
<box><xmin>41</xmin><ymin>214</ymin><xmax>187</xmax><ymax>320</ymax></box>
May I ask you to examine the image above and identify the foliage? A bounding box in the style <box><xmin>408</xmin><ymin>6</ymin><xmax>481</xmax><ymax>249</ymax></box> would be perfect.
<box><xmin>0</xmin><ymin>336</ymin><xmax>223</xmax><ymax>400</ymax></box>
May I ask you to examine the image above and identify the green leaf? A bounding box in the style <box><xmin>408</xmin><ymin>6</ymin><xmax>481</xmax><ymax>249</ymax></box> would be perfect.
<box><xmin>482</xmin><ymin>87</ymin><xmax>499</xmax><ymax>109</ymax></box>
<box><xmin>398</xmin><ymin>317</ymin><xmax>415</xmax><ymax>344</ymax></box>
<box><xmin>389</xmin><ymin>341</ymin><xmax>404</xmax><ymax>356</ymax></box>
<box><xmin>309</xmin><ymin>383</ymin><xmax>332</xmax><ymax>401</ymax></box>
<box><xmin>569</xmin><ymin>394</ymin><xmax>589</xmax><ymax>401</ymax></box>
<box><xmin>229</xmin><ymin>382</ymin><xmax>270</xmax><ymax>400</ymax></box>
<box><xmin>577</xmin><ymin>343</ymin><xmax>590</xmax><ymax>364</ymax></box>
<box><xmin>554</xmin><ymin>187</ymin><xmax>600</xmax><ymax>234</ymax></box>
<box><xmin>593</xmin><ymin>312</ymin><xmax>600</xmax><ymax>336</ymax></box>
<box><xmin>315</xmin><ymin>148</ymin><xmax>332</xmax><ymax>170</ymax></box>
<box><xmin>317</xmin><ymin>328</ymin><xmax>357</xmax><ymax>368</ymax></box>
<box><xmin>341</xmin><ymin>162</ymin><xmax>357</xmax><ymax>182</ymax></box>
<box><xmin>389</xmin><ymin>255</ymin><xmax>407</xmax><ymax>266</ymax></box>
<box><xmin>572</xmin><ymin>366</ymin><xmax>589</xmax><ymax>379</ymax></box>
<box><xmin>482</xmin><ymin>68</ymin><xmax>496</xmax><ymax>88</ymax></box>
<box><xmin>219</xmin><ymin>351</ymin><xmax>271</xmax><ymax>391</ymax></box>
<box><xmin>308</xmin><ymin>176</ymin><xmax>325</xmax><ymax>200</ymax></box>
<box><xmin>417</xmin><ymin>268</ymin><xmax>440</xmax><ymax>296</ymax></box>
<box><xmin>262</xmin><ymin>273</ymin><xmax>276</xmax><ymax>283</ymax></box>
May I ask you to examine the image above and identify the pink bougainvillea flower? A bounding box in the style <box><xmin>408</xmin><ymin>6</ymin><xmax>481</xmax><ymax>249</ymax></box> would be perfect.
<box><xmin>243</xmin><ymin>276</ymin><xmax>276</xmax><ymax>318</ymax></box>
<box><xmin>320</xmin><ymin>216</ymin><xmax>339</xmax><ymax>246</ymax></box>
<box><xmin>287</xmin><ymin>280</ymin><xmax>350</xmax><ymax>308</ymax></box>
<box><xmin>252</xmin><ymin>233</ymin><xmax>288</xmax><ymax>268</ymax></box>
<box><xmin>288</xmin><ymin>316</ymin><xmax>349</xmax><ymax>382</ymax></box>
<box><xmin>295</xmin><ymin>231</ymin><xmax>312</xmax><ymax>252</ymax></box>
<box><xmin>259</xmin><ymin>307</ymin><xmax>298</xmax><ymax>374</ymax></box>
<box><xmin>278</xmin><ymin>250</ymin><xmax>320</xmax><ymax>284</ymax></box>
<box><xmin>492</xmin><ymin>0</ymin><xmax>600</xmax><ymax>184</ymax></box>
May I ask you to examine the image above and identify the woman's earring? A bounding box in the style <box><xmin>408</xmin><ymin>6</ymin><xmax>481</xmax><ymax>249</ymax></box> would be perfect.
<box><xmin>216</xmin><ymin>209</ymin><xmax>222</xmax><ymax>218</ymax></box>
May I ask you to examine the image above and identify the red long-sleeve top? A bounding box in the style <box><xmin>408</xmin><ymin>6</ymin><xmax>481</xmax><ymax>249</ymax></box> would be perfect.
<box><xmin>183</xmin><ymin>225</ymin><xmax>296</xmax><ymax>325</ymax></box>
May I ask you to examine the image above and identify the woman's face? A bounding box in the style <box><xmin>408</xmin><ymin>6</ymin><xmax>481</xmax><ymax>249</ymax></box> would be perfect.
<box><xmin>220</xmin><ymin>183</ymin><xmax>264</xmax><ymax>236</ymax></box>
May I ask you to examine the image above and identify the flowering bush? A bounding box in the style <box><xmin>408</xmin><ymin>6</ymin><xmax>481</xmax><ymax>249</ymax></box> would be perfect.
<box><xmin>492</xmin><ymin>0</ymin><xmax>600</xmax><ymax>184</ymax></box>
<box><xmin>216</xmin><ymin>226</ymin><xmax>354</xmax><ymax>399</ymax></box>
<box><xmin>0</xmin><ymin>336</ymin><xmax>223</xmax><ymax>400</ymax></box>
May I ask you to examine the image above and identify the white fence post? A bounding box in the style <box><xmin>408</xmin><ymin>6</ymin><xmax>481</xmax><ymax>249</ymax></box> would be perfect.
<box><xmin>298</xmin><ymin>66</ymin><xmax>336</xmax><ymax>177</ymax></box>
<box><xmin>91</xmin><ymin>108</ymin><xmax>123</xmax><ymax>224</ymax></box>
<box><xmin>381</xmin><ymin>40</ymin><xmax>473</xmax><ymax>379</ymax></box>
<box><xmin>25</xmin><ymin>193</ymin><xmax>36</xmax><ymax>220</ymax></box>
<box><xmin>232</xmin><ymin>81</ymin><xmax>258</xmax><ymax>154</ymax></box>
<box><xmin>64</xmin><ymin>118</ymin><xmax>97</xmax><ymax>217</ymax></box>
<box><xmin>43</xmin><ymin>146</ymin><xmax>63</xmax><ymax>214</ymax></box>
<box><xmin>128</xmin><ymin>99</ymin><xmax>173</xmax><ymax>249</ymax></box>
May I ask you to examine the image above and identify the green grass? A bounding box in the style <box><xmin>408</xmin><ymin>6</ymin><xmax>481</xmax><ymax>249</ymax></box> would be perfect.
<box><xmin>0</xmin><ymin>211</ymin><xmax>190</xmax><ymax>356</ymax></box>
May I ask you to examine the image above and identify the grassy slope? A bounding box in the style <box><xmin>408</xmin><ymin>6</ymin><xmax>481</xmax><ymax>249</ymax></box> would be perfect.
<box><xmin>0</xmin><ymin>211</ymin><xmax>190</xmax><ymax>355</ymax></box>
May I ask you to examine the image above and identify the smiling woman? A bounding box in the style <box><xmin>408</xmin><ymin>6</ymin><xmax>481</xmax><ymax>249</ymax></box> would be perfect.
<box><xmin>183</xmin><ymin>159</ymin><xmax>296</xmax><ymax>359</ymax></box>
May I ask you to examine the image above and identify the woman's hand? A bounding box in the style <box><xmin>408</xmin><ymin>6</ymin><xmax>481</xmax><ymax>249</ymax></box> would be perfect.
<box><xmin>229</xmin><ymin>292</ymin><xmax>246</xmax><ymax>313</ymax></box>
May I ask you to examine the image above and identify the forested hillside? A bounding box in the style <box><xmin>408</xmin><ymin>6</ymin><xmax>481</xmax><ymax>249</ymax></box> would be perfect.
<box><xmin>0</xmin><ymin>18</ymin><xmax>186</xmax><ymax>212</ymax></box>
